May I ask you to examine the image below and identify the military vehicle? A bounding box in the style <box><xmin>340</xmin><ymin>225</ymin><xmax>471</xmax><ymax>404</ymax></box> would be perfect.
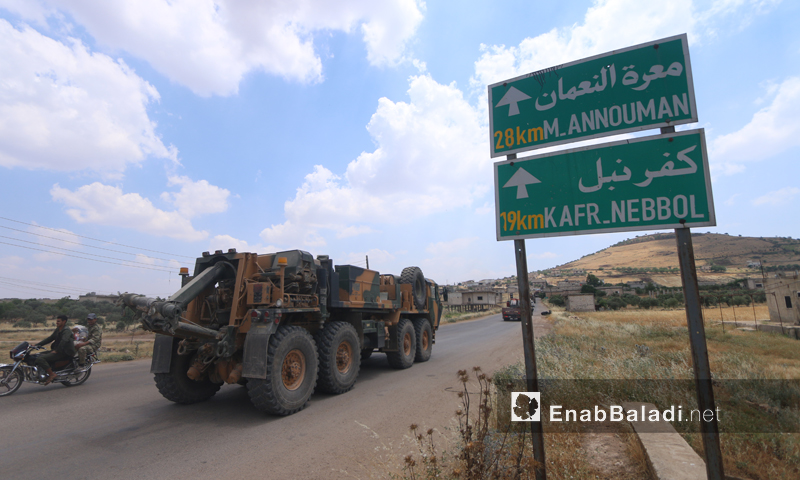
<box><xmin>120</xmin><ymin>249</ymin><xmax>442</xmax><ymax>415</ymax></box>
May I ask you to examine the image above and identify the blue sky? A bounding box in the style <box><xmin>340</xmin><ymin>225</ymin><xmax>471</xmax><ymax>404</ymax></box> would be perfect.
<box><xmin>0</xmin><ymin>0</ymin><xmax>798</xmax><ymax>299</ymax></box>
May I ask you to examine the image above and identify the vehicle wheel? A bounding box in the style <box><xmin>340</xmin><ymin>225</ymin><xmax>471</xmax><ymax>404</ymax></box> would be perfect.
<box><xmin>386</xmin><ymin>318</ymin><xmax>416</xmax><ymax>369</ymax></box>
<box><xmin>400</xmin><ymin>267</ymin><xmax>427</xmax><ymax>310</ymax></box>
<box><xmin>154</xmin><ymin>342</ymin><xmax>221</xmax><ymax>404</ymax></box>
<box><xmin>360</xmin><ymin>349</ymin><xmax>373</xmax><ymax>362</ymax></box>
<box><xmin>0</xmin><ymin>367</ymin><xmax>23</xmax><ymax>396</ymax></box>
<box><xmin>61</xmin><ymin>366</ymin><xmax>91</xmax><ymax>386</ymax></box>
<box><xmin>247</xmin><ymin>325</ymin><xmax>318</xmax><ymax>415</ymax></box>
<box><xmin>412</xmin><ymin>318</ymin><xmax>432</xmax><ymax>363</ymax></box>
<box><xmin>316</xmin><ymin>321</ymin><xmax>360</xmax><ymax>394</ymax></box>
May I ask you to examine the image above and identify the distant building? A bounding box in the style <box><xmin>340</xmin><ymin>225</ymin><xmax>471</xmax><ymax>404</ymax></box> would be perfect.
<box><xmin>566</xmin><ymin>294</ymin><xmax>595</xmax><ymax>312</ymax></box>
<box><xmin>747</xmin><ymin>261</ymin><xmax>762</xmax><ymax>268</ymax></box>
<box><xmin>531</xmin><ymin>279</ymin><xmax>548</xmax><ymax>290</ymax></box>
<box><xmin>765</xmin><ymin>274</ymin><xmax>800</xmax><ymax>325</ymax></box>
<box><xmin>627</xmin><ymin>281</ymin><xmax>646</xmax><ymax>290</ymax></box>
<box><xmin>461</xmin><ymin>290</ymin><xmax>500</xmax><ymax>306</ymax></box>
<box><xmin>445</xmin><ymin>291</ymin><xmax>462</xmax><ymax>306</ymax></box>
<box><xmin>745</xmin><ymin>278</ymin><xmax>764</xmax><ymax>290</ymax></box>
<box><xmin>597</xmin><ymin>286</ymin><xmax>623</xmax><ymax>296</ymax></box>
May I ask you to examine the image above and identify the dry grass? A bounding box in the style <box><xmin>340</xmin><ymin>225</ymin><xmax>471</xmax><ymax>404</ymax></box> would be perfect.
<box><xmin>531</xmin><ymin>305</ymin><xmax>800</xmax><ymax>479</ymax></box>
<box><xmin>1</xmin><ymin>322</ymin><xmax>154</xmax><ymax>362</ymax></box>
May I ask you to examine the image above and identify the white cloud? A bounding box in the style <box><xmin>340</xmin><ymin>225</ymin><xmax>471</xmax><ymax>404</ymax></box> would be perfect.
<box><xmin>260</xmin><ymin>220</ymin><xmax>327</xmax><ymax>249</ymax></box>
<box><xmin>711</xmin><ymin>77</ymin><xmax>800</xmax><ymax>175</ymax></box>
<box><xmin>6</xmin><ymin>0</ymin><xmax>425</xmax><ymax>97</ymax></box>
<box><xmin>209</xmin><ymin>235</ymin><xmax>274</xmax><ymax>254</ymax></box>
<box><xmin>426</xmin><ymin>237</ymin><xmax>479</xmax><ymax>256</ymax></box>
<box><xmin>340</xmin><ymin>248</ymin><xmax>395</xmax><ymax>269</ymax></box>
<box><xmin>50</xmin><ymin>182</ymin><xmax>208</xmax><ymax>241</ymax></box>
<box><xmin>470</xmin><ymin>0</ymin><xmax>697</xmax><ymax>95</ymax></box>
<box><xmin>468</xmin><ymin>0</ymin><xmax>779</xmax><ymax>121</ymax></box>
<box><xmin>724</xmin><ymin>193</ymin><xmax>740</xmax><ymax>206</ymax></box>
<box><xmin>0</xmin><ymin>20</ymin><xmax>176</xmax><ymax>174</ymax></box>
<box><xmin>160</xmin><ymin>175</ymin><xmax>230</xmax><ymax>218</ymax></box>
<box><xmin>28</xmin><ymin>223</ymin><xmax>79</xmax><ymax>262</ymax></box>
<box><xmin>753</xmin><ymin>187</ymin><xmax>800</xmax><ymax>206</ymax></box>
<box><xmin>0</xmin><ymin>255</ymin><xmax>24</xmax><ymax>269</ymax></box>
<box><xmin>336</xmin><ymin>225</ymin><xmax>377</xmax><ymax>239</ymax></box>
<box><xmin>263</xmin><ymin>74</ymin><xmax>489</xmax><ymax>246</ymax></box>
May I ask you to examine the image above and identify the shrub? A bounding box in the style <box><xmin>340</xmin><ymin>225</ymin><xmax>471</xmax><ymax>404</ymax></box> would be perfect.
<box><xmin>115</xmin><ymin>321</ymin><xmax>126</xmax><ymax>332</ymax></box>
<box><xmin>13</xmin><ymin>320</ymin><xmax>32</xmax><ymax>328</ymax></box>
<box><xmin>549</xmin><ymin>294</ymin><xmax>565</xmax><ymax>307</ymax></box>
<box><xmin>639</xmin><ymin>298</ymin><xmax>659</xmax><ymax>309</ymax></box>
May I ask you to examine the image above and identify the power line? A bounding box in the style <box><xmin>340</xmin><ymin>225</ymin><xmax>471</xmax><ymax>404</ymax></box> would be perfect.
<box><xmin>0</xmin><ymin>216</ymin><xmax>196</xmax><ymax>260</ymax></box>
<box><xmin>0</xmin><ymin>240</ymin><xmax>176</xmax><ymax>273</ymax></box>
<box><xmin>0</xmin><ymin>225</ymin><xmax>179</xmax><ymax>263</ymax></box>
<box><xmin>0</xmin><ymin>276</ymin><xmax>108</xmax><ymax>295</ymax></box>
<box><xmin>0</xmin><ymin>280</ymin><xmax>79</xmax><ymax>296</ymax></box>
<box><xmin>0</xmin><ymin>236</ymin><xmax>177</xmax><ymax>271</ymax></box>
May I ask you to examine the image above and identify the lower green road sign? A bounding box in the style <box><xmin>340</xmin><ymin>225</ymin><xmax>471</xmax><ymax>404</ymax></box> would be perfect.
<box><xmin>494</xmin><ymin>129</ymin><xmax>714</xmax><ymax>240</ymax></box>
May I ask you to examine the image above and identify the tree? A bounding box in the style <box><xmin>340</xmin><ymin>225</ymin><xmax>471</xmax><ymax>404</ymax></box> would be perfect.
<box><xmin>549</xmin><ymin>295</ymin><xmax>565</xmax><ymax>307</ymax></box>
<box><xmin>580</xmin><ymin>284</ymin><xmax>597</xmax><ymax>294</ymax></box>
<box><xmin>639</xmin><ymin>298</ymin><xmax>659</xmax><ymax>309</ymax></box>
<box><xmin>586</xmin><ymin>273</ymin><xmax>603</xmax><ymax>287</ymax></box>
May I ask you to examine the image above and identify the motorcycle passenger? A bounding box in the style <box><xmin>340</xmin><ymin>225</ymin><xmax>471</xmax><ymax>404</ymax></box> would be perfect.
<box><xmin>75</xmin><ymin>313</ymin><xmax>102</xmax><ymax>366</ymax></box>
<box><xmin>34</xmin><ymin>314</ymin><xmax>77</xmax><ymax>385</ymax></box>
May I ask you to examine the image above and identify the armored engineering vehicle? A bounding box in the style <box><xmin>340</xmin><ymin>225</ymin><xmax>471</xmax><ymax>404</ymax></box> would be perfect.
<box><xmin>120</xmin><ymin>249</ymin><xmax>442</xmax><ymax>415</ymax></box>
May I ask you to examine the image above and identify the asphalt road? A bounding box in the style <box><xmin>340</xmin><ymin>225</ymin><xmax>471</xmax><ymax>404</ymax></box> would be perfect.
<box><xmin>2</xmin><ymin>311</ymin><xmax>549</xmax><ymax>479</ymax></box>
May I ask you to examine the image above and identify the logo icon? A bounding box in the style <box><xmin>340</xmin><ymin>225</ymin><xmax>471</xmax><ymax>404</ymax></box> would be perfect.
<box><xmin>511</xmin><ymin>392</ymin><xmax>540</xmax><ymax>422</ymax></box>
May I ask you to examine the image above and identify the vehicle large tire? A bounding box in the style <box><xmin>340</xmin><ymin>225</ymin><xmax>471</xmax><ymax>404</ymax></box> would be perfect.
<box><xmin>154</xmin><ymin>343</ymin><xmax>221</xmax><ymax>404</ymax></box>
<box><xmin>386</xmin><ymin>318</ymin><xmax>416</xmax><ymax>369</ymax></box>
<box><xmin>400</xmin><ymin>267</ymin><xmax>427</xmax><ymax>310</ymax></box>
<box><xmin>316</xmin><ymin>321</ymin><xmax>360</xmax><ymax>394</ymax></box>
<box><xmin>61</xmin><ymin>366</ymin><xmax>91</xmax><ymax>386</ymax></box>
<box><xmin>0</xmin><ymin>367</ymin><xmax>23</xmax><ymax>396</ymax></box>
<box><xmin>412</xmin><ymin>318</ymin><xmax>432</xmax><ymax>363</ymax></box>
<box><xmin>247</xmin><ymin>325</ymin><xmax>318</xmax><ymax>415</ymax></box>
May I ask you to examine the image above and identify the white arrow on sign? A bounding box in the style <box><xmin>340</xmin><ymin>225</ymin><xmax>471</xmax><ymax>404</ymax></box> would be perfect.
<box><xmin>495</xmin><ymin>87</ymin><xmax>531</xmax><ymax>116</ymax></box>
<box><xmin>503</xmin><ymin>167</ymin><xmax>541</xmax><ymax>199</ymax></box>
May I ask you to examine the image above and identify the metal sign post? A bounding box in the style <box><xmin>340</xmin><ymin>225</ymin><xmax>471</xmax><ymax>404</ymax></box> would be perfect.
<box><xmin>675</xmin><ymin>225</ymin><xmax>724</xmax><ymax>479</ymax></box>
<box><xmin>508</xmin><ymin>153</ymin><xmax>546</xmax><ymax>479</ymax></box>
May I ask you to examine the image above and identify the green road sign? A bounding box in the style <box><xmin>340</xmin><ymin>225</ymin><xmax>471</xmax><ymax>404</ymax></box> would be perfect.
<box><xmin>488</xmin><ymin>34</ymin><xmax>697</xmax><ymax>158</ymax></box>
<box><xmin>494</xmin><ymin>129</ymin><xmax>715</xmax><ymax>240</ymax></box>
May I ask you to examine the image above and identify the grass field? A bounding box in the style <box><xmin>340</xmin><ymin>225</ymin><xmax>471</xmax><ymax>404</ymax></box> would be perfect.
<box><xmin>0</xmin><ymin>323</ymin><xmax>155</xmax><ymax>362</ymax></box>
<box><xmin>524</xmin><ymin>305</ymin><xmax>800</xmax><ymax>479</ymax></box>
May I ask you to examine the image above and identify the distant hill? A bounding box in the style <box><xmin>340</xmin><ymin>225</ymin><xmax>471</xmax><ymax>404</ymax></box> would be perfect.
<box><xmin>552</xmin><ymin>233</ymin><xmax>800</xmax><ymax>285</ymax></box>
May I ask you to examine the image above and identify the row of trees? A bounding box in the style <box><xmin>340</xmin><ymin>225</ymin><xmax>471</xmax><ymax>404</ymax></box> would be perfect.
<box><xmin>547</xmin><ymin>290</ymin><xmax>766</xmax><ymax>311</ymax></box>
<box><xmin>0</xmin><ymin>297</ymin><xmax>137</xmax><ymax>331</ymax></box>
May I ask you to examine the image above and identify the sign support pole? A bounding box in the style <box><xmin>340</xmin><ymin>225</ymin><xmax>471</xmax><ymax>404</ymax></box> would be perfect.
<box><xmin>510</xmin><ymin>154</ymin><xmax>547</xmax><ymax>480</ymax></box>
<box><xmin>675</xmin><ymin>225</ymin><xmax>724</xmax><ymax>479</ymax></box>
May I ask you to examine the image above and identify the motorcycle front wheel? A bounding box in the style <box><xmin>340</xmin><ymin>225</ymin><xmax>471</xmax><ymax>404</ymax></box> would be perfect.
<box><xmin>61</xmin><ymin>366</ymin><xmax>91</xmax><ymax>387</ymax></box>
<box><xmin>0</xmin><ymin>367</ymin><xmax>23</xmax><ymax>396</ymax></box>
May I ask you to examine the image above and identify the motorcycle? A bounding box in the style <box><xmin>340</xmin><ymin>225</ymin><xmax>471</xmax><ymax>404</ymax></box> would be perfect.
<box><xmin>0</xmin><ymin>341</ymin><xmax>100</xmax><ymax>396</ymax></box>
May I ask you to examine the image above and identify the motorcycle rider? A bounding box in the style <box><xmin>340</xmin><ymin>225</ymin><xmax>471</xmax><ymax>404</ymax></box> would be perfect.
<box><xmin>34</xmin><ymin>314</ymin><xmax>77</xmax><ymax>385</ymax></box>
<box><xmin>75</xmin><ymin>313</ymin><xmax>102</xmax><ymax>366</ymax></box>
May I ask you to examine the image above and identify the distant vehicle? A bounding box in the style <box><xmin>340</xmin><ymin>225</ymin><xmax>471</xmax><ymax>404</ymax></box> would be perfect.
<box><xmin>502</xmin><ymin>298</ymin><xmax>521</xmax><ymax>321</ymax></box>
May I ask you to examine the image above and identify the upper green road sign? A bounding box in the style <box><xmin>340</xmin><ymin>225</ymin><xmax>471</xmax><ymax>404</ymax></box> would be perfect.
<box><xmin>494</xmin><ymin>129</ymin><xmax>715</xmax><ymax>240</ymax></box>
<box><xmin>488</xmin><ymin>34</ymin><xmax>697</xmax><ymax>158</ymax></box>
